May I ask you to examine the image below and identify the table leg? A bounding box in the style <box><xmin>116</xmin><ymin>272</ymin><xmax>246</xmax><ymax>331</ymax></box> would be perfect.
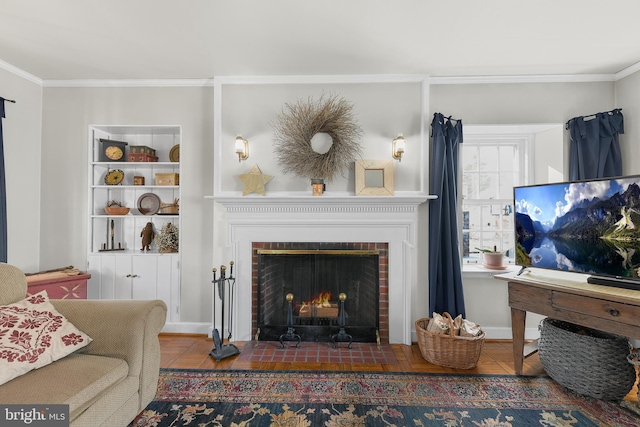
<box><xmin>511</xmin><ymin>307</ymin><xmax>526</xmax><ymax>375</ymax></box>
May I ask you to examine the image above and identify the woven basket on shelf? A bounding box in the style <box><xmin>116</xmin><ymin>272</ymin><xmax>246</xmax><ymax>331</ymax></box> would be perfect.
<box><xmin>415</xmin><ymin>312</ymin><xmax>485</xmax><ymax>369</ymax></box>
<box><xmin>538</xmin><ymin>318</ymin><xmax>636</xmax><ymax>401</ymax></box>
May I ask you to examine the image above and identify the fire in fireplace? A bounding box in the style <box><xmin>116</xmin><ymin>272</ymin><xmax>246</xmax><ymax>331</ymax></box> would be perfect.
<box><xmin>256</xmin><ymin>248</ymin><xmax>380</xmax><ymax>343</ymax></box>
<box><xmin>299</xmin><ymin>292</ymin><xmax>337</xmax><ymax>318</ymax></box>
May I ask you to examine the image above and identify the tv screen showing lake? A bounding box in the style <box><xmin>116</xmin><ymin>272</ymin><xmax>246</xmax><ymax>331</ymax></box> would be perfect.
<box><xmin>514</xmin><ymin>176</ymin><xmax>640</xmax><ymax>279</ymax></box>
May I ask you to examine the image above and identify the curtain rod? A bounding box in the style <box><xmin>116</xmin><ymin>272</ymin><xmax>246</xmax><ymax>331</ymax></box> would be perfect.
<box><xmin>565</xmin><ymin>108</ymin><xmax>622</xmax><ymax>129</ymax></box>
<box><xmin>434</xmin><ymin>112</ymin><xmax>461</xmax><ymax>122</ymax></box>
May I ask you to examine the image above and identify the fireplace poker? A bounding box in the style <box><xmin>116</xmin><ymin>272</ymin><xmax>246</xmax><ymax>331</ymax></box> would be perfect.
<box><xmin>228</xmin><ymin>261</ymin><xmax>236</xmax><ymax>340</ymax></box>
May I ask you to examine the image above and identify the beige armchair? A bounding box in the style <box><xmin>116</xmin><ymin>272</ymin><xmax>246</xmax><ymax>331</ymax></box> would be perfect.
<box><xmin>0</xmin><ymin>263</ymin><xmax>167</xmax><ymax>427</ymax></box>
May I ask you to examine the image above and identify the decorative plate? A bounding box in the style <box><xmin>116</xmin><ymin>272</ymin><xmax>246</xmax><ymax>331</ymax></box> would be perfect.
<box><xmin>104</xmin><ymin>169</ymin><xmax>124</xmax><ymax>185</ymax></box>
<box><xmin>137</xmin><ymin>193</ymin><xmax>161</xmax><ymax>215</ymax></box>
<box><xmin>169</xmin><ymin>144</ymin><xmax>180</xmax><ymax>162</ymax></box>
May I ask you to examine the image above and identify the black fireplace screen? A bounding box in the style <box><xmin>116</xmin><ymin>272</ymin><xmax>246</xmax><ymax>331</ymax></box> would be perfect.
<box><xmin>257</xmin><ymin>249</ymin><xmax>379</xmax><ymax>342</ymax></box>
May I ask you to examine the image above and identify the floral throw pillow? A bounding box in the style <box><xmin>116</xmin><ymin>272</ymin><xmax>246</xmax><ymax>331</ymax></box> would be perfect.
<box><xmin>0</xmin><ymin>290</ymin><xmax>92</xmax><ymax>385</ymax></box>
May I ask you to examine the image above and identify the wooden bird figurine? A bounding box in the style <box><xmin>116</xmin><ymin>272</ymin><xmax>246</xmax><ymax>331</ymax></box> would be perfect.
<box><xmin>140</xmin><ymin>222</ymin><xmax>154</xmax><ymax>251</ymax></box>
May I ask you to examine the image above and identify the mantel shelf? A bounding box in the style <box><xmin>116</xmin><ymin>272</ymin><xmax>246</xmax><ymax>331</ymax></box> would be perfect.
<box><xmin>206</xmin><ymin>192</ymin><xmax>435</xmax><ymax>216</ymax></box>
<box><xmin>207</xmin><ymin>192</ymin><xmax>435</xmax><ymax>205</ymax></box>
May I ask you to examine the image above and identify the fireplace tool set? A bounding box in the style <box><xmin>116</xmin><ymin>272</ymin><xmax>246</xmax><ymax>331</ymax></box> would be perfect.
<box><xmin>210</xmin><ymin>262</ymin><xmax>240</xmax><ymax>362</ymax></box>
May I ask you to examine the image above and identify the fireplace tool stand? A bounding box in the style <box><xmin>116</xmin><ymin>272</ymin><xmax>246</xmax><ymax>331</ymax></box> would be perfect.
<box><xmin>210</xmin><ymin>262</ymin><xmax>240</xmax><ymax>362</ymax></box>
<box><xmin>331</xmin><ymin>293</ymin><xmax>353</xmax><ymax>348</ymax></box>
<box><xmin>279</xmin><ymin>293</ymin><xmax>301</xmax><ymax>348</ymax></box>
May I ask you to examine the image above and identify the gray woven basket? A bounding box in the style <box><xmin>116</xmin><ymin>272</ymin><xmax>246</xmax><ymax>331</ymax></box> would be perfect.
<box><xmin>538</xmin><ymin>318</ymin><xmax>636</xmax><ymax>401</ymax></box>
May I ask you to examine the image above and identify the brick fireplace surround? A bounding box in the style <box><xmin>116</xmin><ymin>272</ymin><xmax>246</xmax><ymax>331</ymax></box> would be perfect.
<box><xmin>213</xmin><ymin>194</ymin><xmax>430</xmax><ymax>345</ymax></box>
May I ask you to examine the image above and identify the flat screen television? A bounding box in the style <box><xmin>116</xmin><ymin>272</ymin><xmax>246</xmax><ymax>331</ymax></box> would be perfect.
<box><xmin>514</xmin><ymin>174</ymin><xmax>640</xmax><ymax>290</ymax></box>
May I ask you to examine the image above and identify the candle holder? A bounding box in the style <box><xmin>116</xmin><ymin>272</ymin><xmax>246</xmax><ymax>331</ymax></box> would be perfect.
<box><xmin>279</xmin><ymin>293</ymin><xmax>301</xmax><ymax>348</ymax></box>
<box><xmin>331</xmin><ymin>293</ymin><xmax>353</xmax><ymax>348</ymax></box>
<box><xmin>210</xmin><ymin>262</ymin><xmax>241</xmax><ymax>361</ymax></box>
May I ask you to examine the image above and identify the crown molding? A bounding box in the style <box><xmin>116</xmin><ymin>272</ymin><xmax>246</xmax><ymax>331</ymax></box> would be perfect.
<box><xmin>43</xmin><ymin>74</ymin><xmax>619</xmax><ymax>87</ymax></box>
<box><xmin>42</xmin><ymin>79</ymin><xmax>214</xmax><ymax>88</ymax></box>
<box><xmin>213</xmin><ymin>74</ymin><xmax>428</xmax><ymax>85</ymax></box>
<box><xmin>0</xmin><ymin>59</ymin><xmax>42</xmax><ymax>85</ymax></box>
<box><xmin>616</xmin><ymin>61</ymin><xmax>640</xmax><ymax>81</ymax></box>
<box><xmin>430</xmin><ymin>74</ymin><xmax>617</xmax><ymax>85</ymax></box>
<box><xmin>2</xmin><ymin>56</ymin><xmax>639</xmax><ymax>87</ymax></box>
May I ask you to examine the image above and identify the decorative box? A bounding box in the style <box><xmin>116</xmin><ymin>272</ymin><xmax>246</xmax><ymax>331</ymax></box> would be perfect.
<box><xmin>129</xmin><ymin>145</ymin><xmax>156</xmax><ymax>156</ymax></box>
<box><xmin>128</xmin><ymin>146</ymin><xmax>158</xmax><ymax>162</ymax></box>
<box><xmin>133</xmin><ymin>176</ymin><xmax>145</xmax><ymax>185</ymax></box>
<box><xmin>128</xmin><ymin>153</ymin><xmax>158</xmax><ymax>162</ymax></box>
<box><xmin>155</xmin><ymin>172</ymin><xmax>180</xmax><ymax>186</ymax></box>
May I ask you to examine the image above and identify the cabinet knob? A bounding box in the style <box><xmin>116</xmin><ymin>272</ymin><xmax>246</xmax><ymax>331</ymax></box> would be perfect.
<box><xmin>126</xmin><ymin>274</ymin><xmax>132</xmax><ymax>278</ymax></box>
<box><xmin>132</xmin><ymin>274</ymin><xmax>138</xmax><ymax>278</ymax></box>
<box><xmin>608</xmin><ymin>308</ymin><xmax>621</xmax><ymax>317</ymax></box>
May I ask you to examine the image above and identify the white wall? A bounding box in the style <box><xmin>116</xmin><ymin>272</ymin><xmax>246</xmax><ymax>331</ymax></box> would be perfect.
<box><xmin>218</xmin><ymin>82</ymin><xmax>423</xmax><ymax>193</ymax></box>
<box><xmin>0</xmin><ymin>67</ymin><xmax>42</xmax><ymax>271</ymax></box>
<box><xmin>40</xmin><ymin>86</ymin><xmax>214</xmax><ymax>323</ymax></box>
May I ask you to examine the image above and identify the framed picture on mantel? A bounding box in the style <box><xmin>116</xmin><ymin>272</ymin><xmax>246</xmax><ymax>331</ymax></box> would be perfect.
<box><xmin>355</xmin><ymin>159</ymin><xmax>394</xmax><ymax>196</ymax></box>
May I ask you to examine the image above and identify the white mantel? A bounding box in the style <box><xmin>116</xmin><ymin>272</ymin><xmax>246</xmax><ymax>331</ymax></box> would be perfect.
<box><xmin>209</xmin><ymin>192</ymin><xmax>435</xmax><ymax>345</ymax></box>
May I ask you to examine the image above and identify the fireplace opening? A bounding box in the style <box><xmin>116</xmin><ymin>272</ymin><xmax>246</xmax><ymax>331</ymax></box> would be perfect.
<box><xmin>257</xmin><ymin>249</ymin><xmax>379</xmax><ymax>343</ymax></box>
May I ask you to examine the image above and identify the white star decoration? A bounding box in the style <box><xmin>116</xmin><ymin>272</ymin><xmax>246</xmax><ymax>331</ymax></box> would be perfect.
<box><xmin>238</xmin><ymin>164</ymin><xmax>273</xmax><ymax>196</ymax></box>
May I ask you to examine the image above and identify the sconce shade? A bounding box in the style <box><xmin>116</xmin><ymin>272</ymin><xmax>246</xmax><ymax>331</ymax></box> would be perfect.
<box><xmin>235</xmin><ymin>135</ymin><xmax>249</xmax><ymax>162</ymax></box>
<box><xmin>392</xmin><ymin>133</ymin><xmax>406</xmax><ymax>162</ymax></box>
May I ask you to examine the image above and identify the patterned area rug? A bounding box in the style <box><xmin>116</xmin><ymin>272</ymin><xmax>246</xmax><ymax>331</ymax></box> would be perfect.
<box><xmin>129</xmin><ymin>369</ymin><xmax>639</xmax><ymax>426</ymax></box>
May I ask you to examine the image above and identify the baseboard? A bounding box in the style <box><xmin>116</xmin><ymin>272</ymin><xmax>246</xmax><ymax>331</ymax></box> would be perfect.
<box><xmin>481</xmin><ymin>327</ymin><xmax>540</xmax><ymax>340</ymax></box>
<box><xmin>162</xmin><ymin>322</ymin><xmax>211</xmax><ymax>335</ymax></box>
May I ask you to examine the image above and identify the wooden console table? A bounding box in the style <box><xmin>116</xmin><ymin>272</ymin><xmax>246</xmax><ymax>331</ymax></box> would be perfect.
<box><xmin>495</xmin><ymin>272</ymin><xmax>640</xmax><ymax>375</ymax></box>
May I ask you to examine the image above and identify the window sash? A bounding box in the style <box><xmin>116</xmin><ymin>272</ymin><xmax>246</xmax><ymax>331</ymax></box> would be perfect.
<box><xmin>460</xmin><ymin>136</ymin><xmax>529</xmax><ymax>265</ymax></box>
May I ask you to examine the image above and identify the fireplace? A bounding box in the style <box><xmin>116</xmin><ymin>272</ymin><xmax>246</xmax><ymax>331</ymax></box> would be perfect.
<box><xmin>254</xmin><ymin>242</ymin><xmax>388</xmax><ymax>343</ymax></box>
<box><xmin>211</xmin><ymin>194</ymin><xmax>429</xmax><ymax>345</ymax></box>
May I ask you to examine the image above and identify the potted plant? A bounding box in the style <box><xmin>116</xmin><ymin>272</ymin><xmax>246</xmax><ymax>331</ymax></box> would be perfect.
<box><xmin>475</xmin><ymin>246</ymin><xmax>504</xmax><ymax>269</ymax></box>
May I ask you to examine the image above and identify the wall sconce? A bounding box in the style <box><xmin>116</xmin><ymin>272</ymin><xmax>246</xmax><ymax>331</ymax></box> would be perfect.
<box><xmin>234</xmin><ymin>135</ymin><xmax>249</xmax><ymax>162</ymax></box>
<box><xmin>392</xmin><ymin>133</ymin><xmax>406</xmax><ymax>162</ymax></box>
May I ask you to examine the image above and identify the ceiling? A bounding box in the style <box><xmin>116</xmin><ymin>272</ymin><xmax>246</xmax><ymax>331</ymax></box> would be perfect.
<box><xmin>2</xmin><ymin>0</ymin><xmax>640</xmax><ymax>82</ymax></box>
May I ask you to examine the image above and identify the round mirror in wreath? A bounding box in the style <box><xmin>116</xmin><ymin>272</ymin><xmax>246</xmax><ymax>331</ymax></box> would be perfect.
<box><xmin>272</xmin><ymin>93</ymin><xmax>363</xmax><ymax>183</ymax></box>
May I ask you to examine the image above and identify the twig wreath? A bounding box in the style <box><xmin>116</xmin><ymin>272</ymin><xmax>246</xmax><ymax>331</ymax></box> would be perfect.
<box><xmin>272</xmin><ymin>93</ymin><xmax>363</xmax><ymax>182</ymax></box>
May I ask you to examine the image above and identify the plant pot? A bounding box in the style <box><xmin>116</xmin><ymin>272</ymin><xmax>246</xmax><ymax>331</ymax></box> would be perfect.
<box><xmin>158</xmin><ymin>248</ymin><xmax>178</xmax><ymax>253</ymax></box>
<box><xmin>482</xmin><ymin>253</ymin><xmax>504</xmax><ymax>269</ymax></box>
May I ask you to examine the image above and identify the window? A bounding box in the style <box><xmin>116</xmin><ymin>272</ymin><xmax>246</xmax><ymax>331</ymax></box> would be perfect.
<box><xmin>461</xmin><ymin>128</ymin><xmax>533</xmax><ymax>265</ymax></box>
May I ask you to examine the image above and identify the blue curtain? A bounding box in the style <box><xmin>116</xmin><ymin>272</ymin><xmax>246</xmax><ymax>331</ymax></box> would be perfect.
<box><xmin>428</xmin><ymin>113</ymin><xmax>465</xmax><ymax>317</ymax></box>
<box><xmin>0</xmin><ymin>98</ymin><xmax>6</xmax><ymax>263</ymax></box>
<box><xmin>568</xmin><ymin>109</ymin><xmax>623</xmax><ymax>180</ymax></box>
